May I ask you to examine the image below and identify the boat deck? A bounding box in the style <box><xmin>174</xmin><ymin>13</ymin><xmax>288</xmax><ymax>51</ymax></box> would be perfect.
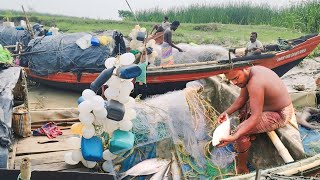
<box><xmin>9</xmin><ymin>127</ymin><xmax>90</xmax><ymax>172</ymax></box>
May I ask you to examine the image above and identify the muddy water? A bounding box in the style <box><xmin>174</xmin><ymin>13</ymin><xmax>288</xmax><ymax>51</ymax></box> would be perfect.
<box><xmin>27</xmin><ymin>83</ymin><xmax>80</xmax><ymax>109</ymax></box>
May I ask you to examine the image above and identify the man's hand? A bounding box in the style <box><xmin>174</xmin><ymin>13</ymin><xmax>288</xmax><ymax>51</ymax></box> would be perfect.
<box><xmin>217</xmin><ymin>112</ymin><xmax>228</xmax><ymax>124</ymax></box>
<box><xmin>216</xmin><ymin>135</ymin><xmax>238</xmax><ymax>147</ymax></box>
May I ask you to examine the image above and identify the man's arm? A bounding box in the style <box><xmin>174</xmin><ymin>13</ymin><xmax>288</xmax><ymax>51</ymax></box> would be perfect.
<box><xmin>225</xmin><ymin>87</ymin><xmax>249</xmax><ymax>115</ymax></box>
<box><xmin>166</xmin><ymin>31</ymin><xmax>183</xmax><ymax>52</ymax></box>
<box><xmin>233</xmin><ymin>80</ymin><xmax>264</xmax><ymax>138</ymax></box>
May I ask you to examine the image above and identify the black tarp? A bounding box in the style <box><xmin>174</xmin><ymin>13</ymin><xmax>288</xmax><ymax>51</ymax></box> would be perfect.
<box><xmin>0</xmin><ymin>26</ymin><xmax>32</xmax><ymax>47</ymax></box>
<box><xmin>0</xmin><ymin>67</ymin><xmax>20</xmax><ymax>168</ymax></box>
<box><xmin>21</xmin><ymin>33</ymin><xmax>112</xmax><ymax>76</ymax></box>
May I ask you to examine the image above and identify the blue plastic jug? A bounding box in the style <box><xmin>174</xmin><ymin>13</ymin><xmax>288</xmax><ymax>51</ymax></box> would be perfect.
<box><xmin>106</xmin><ymin>100</ymin><xmax>125</xmax><ymax>121</ymax></box>
<box><xmin>91</xmin><ymin>37</ymin><xmax>100</xmax><ymax>46</ymax></box>
<box><xmin>117</xmin><ymin>64</ymin><xmax>142</xmax><ymax>79</ymax></box>
<box><xmin>90</xmin><ymin>66</ymin><xmax>115</xmax><ymax>92</ymax></box>
<box><xmin>109</xmin><ymin>130</ymin><xmax>135</xmax><ymax>155</ymax></box>
<box><xmin>81</xmin><ymin>136</ymin><xmax>103</xmax><ymax>161</ymax></box>
<box><xmin>77</xmin><ymin>96</ymin><xmax>85</xmax><ymax>105</ymax></box>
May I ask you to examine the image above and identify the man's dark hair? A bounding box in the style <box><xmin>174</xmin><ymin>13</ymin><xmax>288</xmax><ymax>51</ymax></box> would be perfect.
<box><xmin>164</xmin><ymin>16</ymin><xmax>168</xmax><ymax>20</ymax></box>
<box><xmin>171</xmin><ymin>20</ymin><xmax>180</xmax><ymax>26</ymax></box>
<box><xmin>251</xmin><ymin>32</ymin><xmax>258</xmax><ymax>37</ymax></box>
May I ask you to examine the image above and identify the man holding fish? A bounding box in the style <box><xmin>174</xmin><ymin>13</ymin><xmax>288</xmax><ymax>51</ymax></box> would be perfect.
<box><xmin>215</xmin><ymin>66</ymin><xmax>295</xmax><ymax>174</ymax></box>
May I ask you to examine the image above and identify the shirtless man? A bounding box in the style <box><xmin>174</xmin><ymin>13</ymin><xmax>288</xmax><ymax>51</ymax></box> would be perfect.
<box><xmin>150</xmin><ymin>16</ymin><xmax>170</xmax><ymax>35</ymax></box>
<box><xmin>216</xmin><ymin>66</ymin><xmax>294</xmax><ymax>174</ymax></box>
<box><xmin>245</xmin><ymin>32</ymin><xmax>264</xmax><ymax>56</ymax></box>
<box><xmin>161</xmin><ymin>21</ymin><xmax>183</xmax><ymax>66</ymax></box>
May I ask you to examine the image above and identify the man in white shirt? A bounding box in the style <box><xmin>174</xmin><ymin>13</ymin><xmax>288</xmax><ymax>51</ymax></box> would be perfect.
<box><xmin>245</xmin><ymin>32</ymin><xmax>264</xmax><ymax>56</ymax></box>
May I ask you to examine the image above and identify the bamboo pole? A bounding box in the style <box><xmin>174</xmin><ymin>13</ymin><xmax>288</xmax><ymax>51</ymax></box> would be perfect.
<box><xmin>147</xmin><ymin>60</ymin><xmax>219</xmax><ymax>70</ymax></box>
<box><xmin>20</xmin><ymin>157</ymin><xmax>31</xmax><ymax>180</ymax></box>
<box><xmin>21</xmin><ymin>5</ymin><xmax>34</xmax><ymax>38</ymax></box>
<box><xmin>267</xmin><ymin>131</ymin><xmax>294</xmax><ymax>163</ymax></box>
<box><xmin>278</xmin><ymin>159</ymin><xmax>320</xmax><ymax>176</ymax></box>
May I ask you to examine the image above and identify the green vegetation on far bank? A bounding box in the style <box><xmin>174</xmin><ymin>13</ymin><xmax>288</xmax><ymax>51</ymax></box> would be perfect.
<box><xmin>130</xmin><ymin>0</ymin><xmax>320</xmax><ymax>34</ymax></box>
<box><xmin>0</xmin><ymin>10</ymin><xmax>304</xmax><ymax>47</ymax></box>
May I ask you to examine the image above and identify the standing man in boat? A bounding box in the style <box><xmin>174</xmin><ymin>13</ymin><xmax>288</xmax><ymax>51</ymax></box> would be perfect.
<box><xmin>216</xmin><ymin>66</ymin><xmax>295</xmax><ymax>174</ymax></box>
<box><xmin>150</xmin><ymin>16</ymin><xmax>170</xmax><ymax>35</ymax></box>
<box><xmin>245</xmin><ymin>32</ymin><xmax>264</xmax><ymax>56</ymax></box>
<box><xmin>161</xmin><ymin>21</ymin><xmax>183</xmax><ymax>66</ymax></box>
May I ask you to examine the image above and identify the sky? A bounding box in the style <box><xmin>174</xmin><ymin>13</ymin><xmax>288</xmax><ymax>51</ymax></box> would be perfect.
<box><xmin>1</xmin><ymin>0</ymin><xmax>308</xmax><ymax>20</ymax></box>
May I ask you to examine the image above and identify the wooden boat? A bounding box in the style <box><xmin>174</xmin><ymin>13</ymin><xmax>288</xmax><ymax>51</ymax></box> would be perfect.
<box><xmin>24</xmin><ymin>33</ymin><xmax>320</xmax><ymax>94</ymax></box>
<box><xmin>3</xmin><ymin>68</ymin><xmax>320</xmax><ymax>180</ymax></box>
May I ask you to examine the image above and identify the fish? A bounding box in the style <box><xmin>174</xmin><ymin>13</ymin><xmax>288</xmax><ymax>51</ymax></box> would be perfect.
<box><xmin>212</xmin><ymin>114</ymin><xmax>231</xmax><ymax>146</ymax></box>
<box><xmin>171</xmin><ymin>152</ymin><xmax>181</xmax><ymax>180</ymax></box>
<box><xmin>150</xmin><ymin>163</ymin><xmax>170</xmax><ymax>180</ymax></box>
<box><xmin>296</xmin><ymin>111</ymin><xmax>320</xmax><ymax>130</ymax></box>
<box><xmin>119</xmin><ymin>158</ymin><xmax>170</xmax><ymax>180</ymax></box>
<box><xmin>162</xmin><ymin>164</ymin><xmax>171</xmax><ymax>180</ymax></box>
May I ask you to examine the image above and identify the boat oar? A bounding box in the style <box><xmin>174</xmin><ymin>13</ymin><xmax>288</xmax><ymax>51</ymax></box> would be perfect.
<box><xmin>266</xmin><ymin>131</ymin><xmax>294</xmax><ymax>163</ymax></box>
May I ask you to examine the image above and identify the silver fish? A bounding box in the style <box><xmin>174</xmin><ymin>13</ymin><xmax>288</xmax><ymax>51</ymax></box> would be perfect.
<box><xmin>119</xmin><ymin>158</ymin><xmax>170</xmax><ymax>180</ymax></box>
<box><xmin>171</xmin><ymin>152</ymin><xmax>181</xmax><ymax>180</ymax></box>
<box><xmin>150</xmin><ymin>163</ymin><xmax>170</xmax><ymax>180</ymax></box>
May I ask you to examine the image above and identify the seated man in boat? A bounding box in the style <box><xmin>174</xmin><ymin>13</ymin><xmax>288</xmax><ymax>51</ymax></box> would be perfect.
<box><xmin>245</xmin><ymin>32</ymin><xmax>264</xmax><ymax>56</ymax></box>
<box><xmin>216</xmin><ymin>66</ymin><xmax>295</xmax><ymax>174</ymax></box>
<box><xmin>161</xmin><ymin>21</ymin><xmax>183</xmax><ymax>66</ymax></box>
<box><xmin>132</xmin><ymin>48</ymin><xmax>151</xmax><ymax>100</ymax></box>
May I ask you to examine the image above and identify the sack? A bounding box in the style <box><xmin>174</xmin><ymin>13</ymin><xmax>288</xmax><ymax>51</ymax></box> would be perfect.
<box><xmin>12</xmin><ymin>107</ymin><xmax>31</xmax><ymax>137</ymax></box>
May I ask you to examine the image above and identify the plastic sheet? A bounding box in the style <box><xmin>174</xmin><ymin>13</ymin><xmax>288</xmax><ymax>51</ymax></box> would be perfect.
<box><xmin>0</xmin><ymin>26</ymin><xmax>32</xmax><ymax>47</ymax></box>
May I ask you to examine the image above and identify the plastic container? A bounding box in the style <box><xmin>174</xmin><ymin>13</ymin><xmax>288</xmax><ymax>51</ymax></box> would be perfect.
<box><xmin>136</xmin><ymin>31</ymin><xmax>146</xmax><ymax>41</ymax></box>
<box><xmin>106</xmin><ymin>100</ymin><xmax>125</xmax><ymax>121</ymax></box>
<box><xmin>91</xmin><ymin>37</ymin><xmax>100</xmax><ymax>46</ymax></box>
<box><xmin>81</xmin><ymin>136</ymin><xmax>103</xmax><ymax>161</ymax></box>
<box><xmin>117</xmin><ymin>64</ymin><xmax>142</xmax><ymax>79</ymax></box>
<box><xmin>76</xmin><ymin>34</ymin><xmax>92</xmax><ymax>50</ymax></box>
<box><xmin>46</xmin><ymin>32</ymin><xmax>53</xmax><ymax>36</ymax></box>
<box><xmin>90</xmin><ymin>66</ymin><xmax>115</xmax><ymax>92</ymax></box>
<box><xmin>109</xmin><ymin>130</ymin><xmax>135</xmax><ymax>155</ymax></box>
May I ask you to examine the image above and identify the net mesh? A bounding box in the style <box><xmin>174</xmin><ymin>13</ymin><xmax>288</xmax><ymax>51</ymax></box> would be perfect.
<box><xmin>123</xmin><ymin>81</ymin><xmax>235</xmax><ymax>179</ymax></box>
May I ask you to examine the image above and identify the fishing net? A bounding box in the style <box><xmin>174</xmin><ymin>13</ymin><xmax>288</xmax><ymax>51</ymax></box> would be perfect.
<box><xmin>153</xmin><ymin>43</ymin><xmax>231</xmax><ymax>66</ymax></box>
<box><xmin>210</xmin><ymin>146</ymin><xmax>235</xmax><ymax>168</ymax></box>
<box><xmin>299</xmin><ymin>126</ymin><xmax>320</xmax><ymax>156</ymax></box>
<box><xmin>106</xmin><ymin>80</ymin><xmax>237</xmax><ymax>179</ymax></box>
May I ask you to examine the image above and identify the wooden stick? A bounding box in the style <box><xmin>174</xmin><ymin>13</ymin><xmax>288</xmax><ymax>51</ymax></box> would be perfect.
<box><xmin>277</xmin><ymin>158</ymin><xmax>320</xmax><ymax>175</ymax></box>
<box><xmin>20</xmin><ymin>157</ymin><xmax>31</xmax><ymax>180</ymax></box>
<box><xmin>267</xmin><ymin>131</ymin><xmax>294</xmax><ymax>163</ymax></box>
<box><xmin>21</xmin><ymin>5</ymin><xmax>34</xmax><ymax>38</ymax></box>
<box><xmin>31</xmin><ymin>117</ymin><xmax>79</xmax><ymax>124</ymax></box>
<box><xmin>147</xmin><ymin>60</ymin><xmax>219</xmax><ymax>70</ymax></box>
<box><xmin>9</xmin><ymin>140</ymin><xmax>17</xmax><ymax>169</ymax></box>
<box><xmin>29</xmin><ymin>108</ymin><xmax>78</xmax><ymax>111</ymax></box>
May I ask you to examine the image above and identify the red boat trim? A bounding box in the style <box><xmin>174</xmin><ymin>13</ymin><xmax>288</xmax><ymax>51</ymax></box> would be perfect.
<box><xmin>25</xmin><ymin>34</ymin><xmax>320</xmax><ymax>85</ymax></box>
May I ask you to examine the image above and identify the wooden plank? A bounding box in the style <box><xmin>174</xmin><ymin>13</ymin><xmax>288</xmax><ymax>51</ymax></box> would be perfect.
<box><xmin>9</xmin><ymin>140</ymin><xmax>17</xmax><ymax>169</ymax></box>
<box><xmin>18</xmin><ymin>129</ymin><xmax>74</xmax><ymax>144</ymax></box>
<box><xmin>0</xmin><ymin>169</ymin><xmax>114</xmax><ymax>180</ymax></box>
<box><xmin>16</xmin><ymin>162</ymin><xmax>83</xmax><ymax>172</ymax></box>
<box><xmin>16</xmin><ymin>133</ymin><xmax>79</xmax><ymax>155</ymax></box>
<box><xmin>14</xmin><ymin>151</ymin><xmax>68</xmax><ymax>168</ymax></box>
